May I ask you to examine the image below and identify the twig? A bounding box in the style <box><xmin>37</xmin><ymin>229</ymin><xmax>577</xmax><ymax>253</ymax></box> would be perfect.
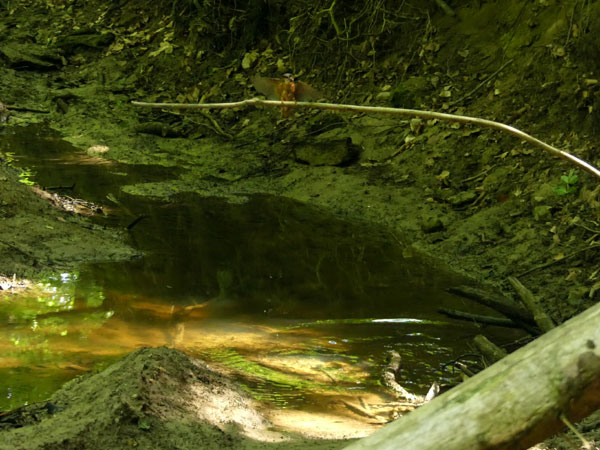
<box><xmin>450</xmin><ymin>59</ymin><xmax>514</xmax><ymax>106</ymax></box>
<box><xmin>5</xmin><ymin>105</ymin><xmax>50</xmax><ymax>114</ymax></box>
<box><xmin>447</xmin><ymin>285</ymin><xmax>535</xmax><ymax>324</ymax></box>
<box><xmin>126</xmin><ymin>215</ymin><xmax>147</xmax><ymax>231</ymax></box>
<box><xmin>200</xmin><ymin>111</ymin><xmax>233</xmax><ymax>139</ymax></box>
<box><xmin>319</xmin><ymin>0</ymin><xmax>343</xmax><ymax>36</ymax></box>
<box><xmin>516</xmin><ymin>242</ymin><xmax>600</xmax><ymax>278</ymax></box>
<box><xmin>473</xmin><ymin>334</ymin><xmax>508</xmax><ymax>362</ymax></box>
<box><xmin>0</xmin><ymin>239</ymin><xmax>38</xmax><ymax>262</ymax></box>
<box><xmin>508</xmin><ymin>276</ymin><xmax>555</xmax><ymax>333</ymax></box>
<box><xmin>438</xmin><ymin>307</ymin><xmax>520</xmax><ymax>328</ymax></box>
<box><xmin>131</xmin><ymin>98</ymin><xmax>600</xmax><ymax>179</ymax></box>
<box><xmin>462</xmin><ymin>164</ymin><xmax>495</xmax><ymax>183</ymax></box>
<box><xmin>573</xmin><ymin>222</ymin><xmax>600</xmax><ymax>235</ymax></box>
<box><xmin>560</xmin><ymin>413</ymin><xmax>594</xmax><ymax>450</ymax></box>
<box><xmin>434</xmin><ymin>0</ymin><xmax>455</xmax><ymax>16</ymax></box>
<box><xmin>383</xmin><ymin>350</ymin><xmax>423</xmax><ymax>403</ymax></box>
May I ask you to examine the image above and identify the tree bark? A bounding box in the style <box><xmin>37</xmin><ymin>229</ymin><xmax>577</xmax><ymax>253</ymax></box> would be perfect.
<box><xmin>344</xmin><ymin>302</ymin><xmax>600</xmax><ymax>450</ymax></box>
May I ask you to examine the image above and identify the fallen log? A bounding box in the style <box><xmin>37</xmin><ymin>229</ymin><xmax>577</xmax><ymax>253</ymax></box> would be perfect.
<box><xmin>344</xmin><ymin>301</ymin><xmax>600</xmax><ymax>450</ymax></box>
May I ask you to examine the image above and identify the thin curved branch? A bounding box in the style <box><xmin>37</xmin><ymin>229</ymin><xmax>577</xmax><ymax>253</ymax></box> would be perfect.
<box><xmin>131</xmin><ymin>98</ymin><xmax>600</xmax><ymax>179</ymax></box>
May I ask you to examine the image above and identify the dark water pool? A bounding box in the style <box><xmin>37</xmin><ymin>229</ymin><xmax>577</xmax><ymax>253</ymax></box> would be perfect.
<box><xmin>0</xmin><ymin>125</ymin><xmax>519</xmax><ymax>414</ymax></box>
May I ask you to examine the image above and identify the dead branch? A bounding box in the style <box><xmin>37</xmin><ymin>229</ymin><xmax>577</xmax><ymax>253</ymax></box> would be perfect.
<box><xmin>447</xmin><ymin>285</ymin><xmax>539</xmax><ymax>335</ymax></box>
<box><xmin>473</xmin><ymin>334</ymin><xmax>508</xmax><ymax>362</ymax></box>
<box><xmin>434</xmin><ymin>0</ymin><xmax>455</xmax><ymax>16</ymax></box>
<box><xmin>383</xmin><ymin>350</ymin><xmax>422</xmax><ymax>403</ymax></box>
<box><xmin>438</xmin><ymin>307</ymin><xmax>520</xmax><ymax>328</ymax></box>
<box><xmin>508</xmin><ymin>276</ymin><xmax>555</xmax><ymax>333</ymax></box>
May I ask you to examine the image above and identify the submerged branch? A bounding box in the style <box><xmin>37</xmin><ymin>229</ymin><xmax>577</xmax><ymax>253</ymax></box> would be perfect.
<box><xmin>131</xmin><ymin>98</ymin><xmax>600</xmax><ymax>179</ymax></box>
<box><xmin>437</xmin><ymin>307</ymin><xmax>521</xmax><ymax>329</ymax></box>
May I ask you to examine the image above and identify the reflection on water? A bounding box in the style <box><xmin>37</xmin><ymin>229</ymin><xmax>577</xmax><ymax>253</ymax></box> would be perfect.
<box><xmin>0</xmin><ymin>125</ymin><xmax>520</xmax><ymax>426</ymax></box>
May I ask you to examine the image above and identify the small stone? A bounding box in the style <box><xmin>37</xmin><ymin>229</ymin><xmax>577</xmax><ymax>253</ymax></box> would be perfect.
<box><xmin>294</xmin><ymin>137</ymin><xmax>360</xmax><ymax>166</ymax></box>
<box><xmin>533</xmin><ymin>205</ymin><xmax>552</xmax><ymax>221</ymax></box>
<box><xmin>421</xmin><ymin>216</ymin><xmax>445</xmax><ymax>233</ymax></box>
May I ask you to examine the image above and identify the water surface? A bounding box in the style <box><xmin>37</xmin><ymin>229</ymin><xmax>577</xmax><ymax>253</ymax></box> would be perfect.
<box><xmin>0</xmin><ymin>125</ymin><xmax>518</xmax><ymax>417</ymax></box>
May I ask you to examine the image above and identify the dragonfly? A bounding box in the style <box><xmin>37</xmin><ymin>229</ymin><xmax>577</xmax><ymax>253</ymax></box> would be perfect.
<box><xmin>251</xmin><ymin>73</ymin><xmax>322</xmax><ymax>117</ymax></box>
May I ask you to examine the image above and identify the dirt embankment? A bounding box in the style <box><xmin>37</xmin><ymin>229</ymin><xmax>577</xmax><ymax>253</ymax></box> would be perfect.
<box><xmin>0</xmin><ymin>347</ymin><xmax>351</xmax><ymax>450</ymax></box>
<box><xmin>0</xmin><ymin>163</ymin><xmax>137</xmax><ymax>277</ymax></box>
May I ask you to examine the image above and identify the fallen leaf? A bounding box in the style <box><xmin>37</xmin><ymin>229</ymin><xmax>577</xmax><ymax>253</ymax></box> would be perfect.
<box><xmin>436</xmin><ymin>170</ymin><xmax>450</xmax><ymax>181</ymax></box>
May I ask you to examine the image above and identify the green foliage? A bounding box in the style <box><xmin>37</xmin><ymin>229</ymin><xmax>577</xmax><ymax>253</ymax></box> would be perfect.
<box><xmin>0</xmin><ymin>151</ymin><xmax>35</xmax><ymax>185</ymax></box>
<box><xmin>2</xmin><ymin>151</ymin><xmax>15</xmax><ymax>164</ymax></box>
<box><xmin>18</xmin><ymin>167</ymin><xmax>35</xmax><ymax>185</ymax></box>
<box><xmin>554</xmin><ymin>169</ymin><xmax>579</xmax><ymax>196</ymax></box>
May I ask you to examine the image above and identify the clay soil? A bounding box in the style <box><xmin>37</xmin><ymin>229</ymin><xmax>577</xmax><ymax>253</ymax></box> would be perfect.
<box><xmin>1</xmin><ymin>0</ymin><xmax>600</xmax><ymax>448</ymax></box>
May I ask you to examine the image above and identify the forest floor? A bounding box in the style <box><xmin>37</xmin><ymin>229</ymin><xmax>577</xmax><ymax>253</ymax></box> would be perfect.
<box><xmin>1</xmin><ymin>0</ymin><xmax>600</xmax><ymax>448</ymax></box>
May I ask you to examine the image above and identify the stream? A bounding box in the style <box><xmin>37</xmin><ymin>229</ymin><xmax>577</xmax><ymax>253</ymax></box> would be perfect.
<box><xmin>0</xmin><ymin>124</ymin><xmax>519</xmax><ymax>420</ymax></box>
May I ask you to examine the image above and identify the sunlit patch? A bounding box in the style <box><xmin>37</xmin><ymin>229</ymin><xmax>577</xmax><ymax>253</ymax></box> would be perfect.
<box><xmin>86</xmin><ymin>145</ymin><xmax>110</xmax><ymax>155</ymax></box>
<box><xmin>268</xmin><ymin>407</ymin><xmax>381</xmax><ymax>439</ymax></box>
<box><xmin>59</xmin><ymin>272</ymin><xmax>74</xmax><ymax>283</ymax></box>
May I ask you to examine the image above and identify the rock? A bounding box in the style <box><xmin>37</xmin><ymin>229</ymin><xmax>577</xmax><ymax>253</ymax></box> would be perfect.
<box><xmin>294</xmin><ymin>137</ymin><xmax>360</xmax><ymax>166</ymax></box>
<box><xmin>55</xmin><ymin>32</ymin><xmax>116</xmax><ymax>55</ymax></box>
<box><xmin>0</xmin><ymin>41</ymin><xmax>63</xmax><ymax>70</ymax></box>
<box><xmin>134</xmin><ymin>121</ymin><xmax>184</xmax><ymax>138</ymax></box>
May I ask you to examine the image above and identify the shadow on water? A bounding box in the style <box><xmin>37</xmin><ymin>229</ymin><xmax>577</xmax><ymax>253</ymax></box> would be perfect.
<box><xmin>0</xmin><ymin>125</ymin><xmax>522</xmax><ymax>420</ymax></box>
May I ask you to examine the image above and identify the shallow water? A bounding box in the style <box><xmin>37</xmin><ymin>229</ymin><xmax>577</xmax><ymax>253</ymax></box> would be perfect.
<box><xmin>0</xmin><ymin>125</ymin><xmax>519</xmax><ymax>415</ymax></box>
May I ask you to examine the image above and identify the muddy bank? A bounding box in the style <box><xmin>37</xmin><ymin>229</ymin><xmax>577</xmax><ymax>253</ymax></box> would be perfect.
<box><xmin>0</xmin><ymin>163</ymin><xmax>137</xmax><ymax>278</ymax></box>
<box><xmin>0</xmin><ymin>347</ymin><xmax>352</xmax><ymax>450</ymax></box>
